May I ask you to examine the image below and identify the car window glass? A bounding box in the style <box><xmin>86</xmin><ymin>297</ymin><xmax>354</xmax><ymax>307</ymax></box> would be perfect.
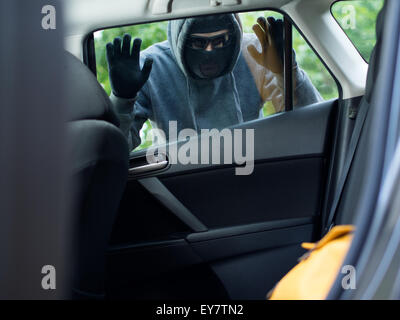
<box><xmin>94</xmin><ymin>11</ymin><xmax>338</xmax><ymax>152</ymax></box>
<box><xmin>293</xmin><ymin>27</ymin><xmax>338</xmax><ymax>101</ymax></box>
<box><xmin>332</xmin><ymin>0</ymin><xmax>384</xmax><ymax>63</ymax></box>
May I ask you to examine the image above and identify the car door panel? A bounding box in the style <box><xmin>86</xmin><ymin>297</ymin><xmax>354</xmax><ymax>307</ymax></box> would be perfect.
<box><xmin>161</xmin><ymin>158</ymin><xmax>324</xmax><ymax>228</ymax></box>
<box><xmin>129</xmin><ymin>99</ymin><xmax>336</xmax><ymax>177</ymax></box>
<box><xmin>211</xmin><ymin>243</ymin><xmax>307</xmax><ymax>299</ymax></box>
<box><xmin>187</xmin><ymin>220</ymin><xmax>314</xmax><ymax>262</ymax></box>
<box><xmin>107</xmin><ymin>99</ymin><xmax>338</xmax><ymax>299</ymax></box>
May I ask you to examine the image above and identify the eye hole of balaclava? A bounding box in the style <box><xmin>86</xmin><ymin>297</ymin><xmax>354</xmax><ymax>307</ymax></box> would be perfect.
<box><xmin>183</xmin><ymin>14</ymin><xmax>237</xmax><ymax>80</ymax></box>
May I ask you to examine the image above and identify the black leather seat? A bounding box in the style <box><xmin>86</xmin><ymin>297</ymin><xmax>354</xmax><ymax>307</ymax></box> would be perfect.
<box><xmin>64</xmin><ymin>51</ymin><xmax>129</xmax><ymax>299</ymax></box>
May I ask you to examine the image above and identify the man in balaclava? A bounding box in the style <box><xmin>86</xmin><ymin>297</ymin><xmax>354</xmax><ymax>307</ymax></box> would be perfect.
<box><xmin>106</xmin><ymin>14</ymin><xmax>323</xmax><ymax>151</ymax></box>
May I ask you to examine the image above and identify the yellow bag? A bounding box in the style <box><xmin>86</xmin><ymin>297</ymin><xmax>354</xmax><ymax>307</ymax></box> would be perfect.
<box><xmin>268</xmin><ymin>225</ymin><xmax>355</xmax><ymax>300</ymax></box>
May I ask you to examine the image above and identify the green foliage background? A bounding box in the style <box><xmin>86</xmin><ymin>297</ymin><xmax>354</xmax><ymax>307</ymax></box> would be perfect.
<box><xmin>94</xmin><ymin>2</ymin><xmax>382</xmax><ymax>151</ymax></box>
<box><xmin>332</xmin><ymin>0</ymin><xmax>384</xmax><ymax>62</ymax></box>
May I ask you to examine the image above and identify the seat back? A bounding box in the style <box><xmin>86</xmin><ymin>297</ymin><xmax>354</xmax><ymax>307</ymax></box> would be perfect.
<box><xmin>65</xmin><ymin>52</ymin><xmax>128</xmax><ymax>298</ymax></box>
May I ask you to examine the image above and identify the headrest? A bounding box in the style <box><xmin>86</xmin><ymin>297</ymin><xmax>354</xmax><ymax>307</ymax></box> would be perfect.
<box><xmin>365</xmin><ymin>1</ymin><xmax>386</xmax><ymax>103</ymax></box>
<box><xmin>63</xmin><ymin>51</ymin><xmax>120</xmax><ymax>126</ymax></box>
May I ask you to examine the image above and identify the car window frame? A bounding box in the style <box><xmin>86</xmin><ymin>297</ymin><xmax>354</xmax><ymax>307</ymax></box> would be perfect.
<box><xmin>84</xmin><ymin>8</ymin><xmax>341</xmax><ymax>155</ymax></box>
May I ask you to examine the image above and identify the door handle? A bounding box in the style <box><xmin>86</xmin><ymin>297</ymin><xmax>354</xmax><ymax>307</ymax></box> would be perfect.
<box><xmin>129</xmin><ymin>154</ymin><xmax>169</xmax><ymax>175</ymax></box>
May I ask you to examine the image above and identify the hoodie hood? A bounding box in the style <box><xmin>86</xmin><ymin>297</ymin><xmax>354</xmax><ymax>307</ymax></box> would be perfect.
<box><xmin>164</xmin><ymin>14</ymin><xmax>244</xmax><ymax>131</ymax></box>
<box><xmin>167</xmin><ymin>14</ymin><xmax>243</xmax><ymax>79</ymax></box>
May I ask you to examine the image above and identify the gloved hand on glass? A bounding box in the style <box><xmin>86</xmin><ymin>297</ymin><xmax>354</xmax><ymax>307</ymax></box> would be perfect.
<box><xmin>106</xmin><ymin>34</ymin><xmax>153</xmax><ymax>99</ymax></box>
<box><xmin>247</xmin><ymin>16</ymin><xmax>296</xmax><ymax>74</ymax></box>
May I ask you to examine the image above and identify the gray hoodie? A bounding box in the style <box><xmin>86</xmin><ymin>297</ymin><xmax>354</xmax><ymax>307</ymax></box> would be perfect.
<box><xmin>111</xmin><ymin>15</ymin><xmax>323</xmax><ymax>151</ymax></box>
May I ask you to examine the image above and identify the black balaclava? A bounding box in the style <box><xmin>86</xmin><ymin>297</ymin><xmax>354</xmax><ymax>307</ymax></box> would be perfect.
<box><xmin>183</xmin><ymin>14</ymin><xmax>238</xmax><ymax>80</ymax></box>
<box><xmin>166</xmin><ymin>14</ymin><xmax>244</xmax><ymax>131</ymax></box>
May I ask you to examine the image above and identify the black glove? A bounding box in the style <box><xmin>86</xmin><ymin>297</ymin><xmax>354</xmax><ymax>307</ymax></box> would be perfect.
<box><xmin>266</xmin><ymin>17</ymin><xmax>297</xmax><ymax>66</ymax></box>
<box><xmin>106</xmin><ymin>34</ymin><xmax>153</xmax><ymax>99</ymax></box>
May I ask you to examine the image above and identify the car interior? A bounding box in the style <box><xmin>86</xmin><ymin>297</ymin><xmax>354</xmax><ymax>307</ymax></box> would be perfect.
<box><xmin>65</xmin><ymin>50</ymin><xmax>129</xmax><ymax>299</ymax></box>
<box><xmin>62</xmin><ymin>0</ymin><xmax>387</xmax><ymax>299</ymax></box>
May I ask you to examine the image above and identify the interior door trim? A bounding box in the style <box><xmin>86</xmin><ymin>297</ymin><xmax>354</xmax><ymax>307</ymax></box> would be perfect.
<box><xmin>139</xmin><ymin>177</ymin><xmax>208</xmax><ymax>232</ymax></box>
<box><xmin>186</xmin><ymin>217</ymin><xmax>314</xmax><ymax>243</ymax></box>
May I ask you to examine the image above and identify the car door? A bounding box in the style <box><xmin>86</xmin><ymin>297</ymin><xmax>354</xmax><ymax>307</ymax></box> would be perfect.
<box><xmin>109</xmin><ymin>107</ymin><xmax>334</xmax><ymax>300</ymax></box>
<box><xmin>92</xmin><ymin>12</ymin><xmax>345</xmax><ymax>301</ymax></box>
<box><xmin>106</xmin><ymin>101</ymin><xmax>338</xmax><ymax>300</ymax></box>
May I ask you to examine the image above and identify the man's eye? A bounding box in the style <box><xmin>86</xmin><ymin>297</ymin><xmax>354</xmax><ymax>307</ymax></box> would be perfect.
<box><xmin>192</xmin><ymin>39</ymin><xmax>206</xmax><ymax>49</ymax></box>
<box><xmin>212</xmin><ymin>38</ymin><xmax>224</xmax><ymax>47</ymax></box>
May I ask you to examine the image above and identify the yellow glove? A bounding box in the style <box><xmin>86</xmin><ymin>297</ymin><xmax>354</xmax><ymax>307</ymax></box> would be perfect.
<box><xmin>247</xmin><ymin>17</ymin><xmax>284</xmax><ymax>74</ymax></box>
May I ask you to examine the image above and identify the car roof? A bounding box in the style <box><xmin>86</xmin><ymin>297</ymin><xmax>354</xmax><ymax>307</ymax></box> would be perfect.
<box><xmin>64</xmin><ymin>0</ymin><xmax>328</xmax><ymax>36</ymax></box>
